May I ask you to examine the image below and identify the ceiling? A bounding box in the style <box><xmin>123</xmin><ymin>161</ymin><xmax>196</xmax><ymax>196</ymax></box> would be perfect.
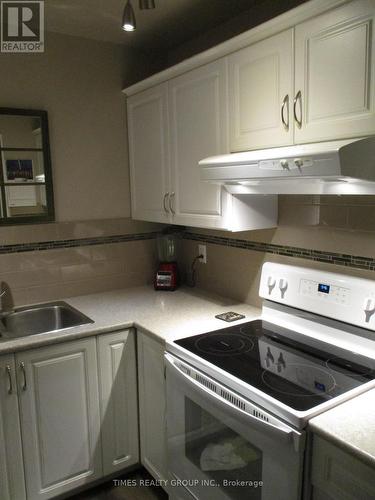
<box><xmin>45</xmin><ymin>0</ymin><xmax>263</xmax><ymax>50</ymax></box>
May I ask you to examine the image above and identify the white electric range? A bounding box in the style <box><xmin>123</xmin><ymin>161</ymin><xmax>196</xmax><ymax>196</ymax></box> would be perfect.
<box><xmin>165</xmin><ymin>263</ymin><xmax>375</xmax><ymax>500</ymax></box>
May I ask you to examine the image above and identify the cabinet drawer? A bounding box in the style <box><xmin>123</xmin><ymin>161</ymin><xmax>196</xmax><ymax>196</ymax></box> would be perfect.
<box><xmin>311</xmin><ymin>435</ymin><xmax>375</xmax><ymax>500</ymax></box>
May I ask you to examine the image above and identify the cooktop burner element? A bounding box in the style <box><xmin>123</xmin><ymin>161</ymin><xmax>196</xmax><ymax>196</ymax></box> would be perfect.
<box><xmin>194</xmin><ymin>333</ymin><xmax>254</xmax><ymax>356</ymax></box>
<box><xmin>175</xmin><ymin>320</ymin><xmax>374</xmax><ymax>411</ymax></box>
<box><xmin>261</xmin><ymin>363</ymin><xmax>336</xmax><ymax>397</ymax></box>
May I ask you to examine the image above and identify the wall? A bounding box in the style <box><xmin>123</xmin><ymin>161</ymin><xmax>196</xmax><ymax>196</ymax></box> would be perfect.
<box><xmin>1</xmin><ymin>32</ymin><xmax>151</xmax><ymax>221</ymax></box>
<box><xmin>181</xmin><ymin>195</ymin><xmax>375</xmax><ymax>308</ymax></box>
<box><xmin>0</xmin><ymin>32</ymin><xmax>165</xmax><ymax>306</ymax></box>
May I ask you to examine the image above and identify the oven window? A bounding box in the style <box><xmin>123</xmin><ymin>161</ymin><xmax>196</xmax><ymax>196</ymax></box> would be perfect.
<box><xmin>185</xmin><ymin>397</ymin><xmax>263</xmax><ymax>499</ymax></box>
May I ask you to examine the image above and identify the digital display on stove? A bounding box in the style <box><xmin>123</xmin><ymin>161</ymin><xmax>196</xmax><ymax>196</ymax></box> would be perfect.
<box><xmin>318</xmin><ymin>283</ymin><xmax>330</xmax><ymax>294</ymax></box>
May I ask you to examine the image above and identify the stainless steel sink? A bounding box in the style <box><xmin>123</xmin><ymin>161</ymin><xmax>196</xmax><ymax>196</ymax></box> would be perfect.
<box><xmin>0</xmin><ymin>301</ymin><xmax>94</xmax><ymax>339</ymax></box>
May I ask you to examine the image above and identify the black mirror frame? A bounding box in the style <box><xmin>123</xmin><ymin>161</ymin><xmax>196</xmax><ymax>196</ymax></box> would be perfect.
<box><xmin>0</xmin><ymin>107</ymin><xmax>55</xmax><ymax>225</ymax></box>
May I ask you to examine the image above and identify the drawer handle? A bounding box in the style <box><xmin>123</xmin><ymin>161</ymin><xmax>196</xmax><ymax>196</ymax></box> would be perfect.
<box><xmin>20</xmin><ymin>362</ymin><xmax>27</xmax><ymax>391</ymax></box>
<box><xmin>6</xmin><ymin>365</ymin><xmax>12</xmax><ymax>394</ymax></box>
<box><xmin>293</xmin><ymin>90</ymin><xmax>302</xmax><ymax>128</ymax></box>
<box><xmin>169</xmin><ymin>192</ymin><xmax>175</xmax><ymax>215</ymax></box>
<box><xmin>163</xmin><ymin>193</ymin><xmax>169</xmax><ymax>213</ymax></box>
<box><xmin>281</xmin><ymin>94</ymin><xmax>289</xmax><ymax>130</ymax></box>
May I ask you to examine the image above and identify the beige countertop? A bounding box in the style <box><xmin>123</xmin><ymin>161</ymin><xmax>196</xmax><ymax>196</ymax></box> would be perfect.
<box><xmin>309</xmin><ymin>389</ymin><xmax>375</xmax><ymax>468</ymax></box>
<box><xmin>0</xmin><ymin>285</ymin><xmax>260</xmax><ymax>354</ymax></box>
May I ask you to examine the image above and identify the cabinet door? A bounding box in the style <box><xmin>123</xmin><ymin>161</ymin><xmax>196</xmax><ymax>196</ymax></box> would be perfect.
<box><xmin>0</xmin><ymin>355</ymin><xmax>26</xmax><ymax>500</ymax></box>
<box><xmin>97</xmin><ymin>330</ymin><xmax>139</xmax><ymax>475</ymax></box>
<box><xmin>137</xmin><ymin>331</ymin><xmax>167</xmax><ymax>481</ymax></box>
<box><xmin>311</xmin><ymin>435</ymin><xmax>375</xmax><ymax>500</ymax></box>
<box><xmin>16</xmin><ymin>338</ymin><xmax>102</xmax><ymax>500</ymax></box>
<box><xmin>169</xmin><ymin>59</ymin><xmax>231</xmax><ymax>229</ymax></box>
<box><xmin>127</xmin><ymin>83</ymin><xmax>171</xmax><ymax>224</ymax></box>
<box><xmin>294</xmin><ymin>0</ymin><xmax>375</xmax><ymax>143</ymax></box>
<box><xmin>229</xmin><ymin>29</ymin><xmax>294</xmax><ymax>151</ymax></box>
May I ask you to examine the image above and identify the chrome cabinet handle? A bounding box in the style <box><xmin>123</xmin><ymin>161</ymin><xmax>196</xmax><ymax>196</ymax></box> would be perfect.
<box><xmin>293</xmin><ymin>90</ymin><xmax>302</xmax><ymax>128</ymax></box>
<box><xmin>169</xmin><ymin>192</ymin><xmax>175</xmax><ymax>215</ymax></box>
<box><xmin>6</xmin><ymin>365</ymin><xmax>12</xmax><ymax>394</ymax></box>
<box><xmin>281</xmin><ymin>94</ymin><xmax>289</xmax><ymax>130</ymax></box>
<box><xmin>20</xmin><ymin>362</ymin><xmax>26</xmax><ymax>391</ymax></box>
<box><xmin>163</xmin><ymin>193</ymin><xmax>170</xmax><ymax>213</ymax></box>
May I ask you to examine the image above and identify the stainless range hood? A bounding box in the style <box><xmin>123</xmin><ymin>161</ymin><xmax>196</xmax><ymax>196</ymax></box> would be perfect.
<box><xmin>200</xmin><ymin>137</ymin><xmax>375</xmax><ymax>195</ymax></box>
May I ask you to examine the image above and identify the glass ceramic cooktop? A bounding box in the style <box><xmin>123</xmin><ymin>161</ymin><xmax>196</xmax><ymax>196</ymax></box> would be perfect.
<box><xmin>175</xmin><ymin>320</ymin><xmax>375</xmax><ymax>411</ymax></box>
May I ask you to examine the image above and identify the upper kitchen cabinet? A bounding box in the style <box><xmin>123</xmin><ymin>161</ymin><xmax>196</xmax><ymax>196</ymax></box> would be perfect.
<box><xmin>168</xmin><ymin>59</ymin><xmax>231</xmax><ymax>228</ymax></box>
<box><xmin>126</xmin><ymin>67</ymin><xmax>277</xmax><ymax>231</ymax></box>
<box><xmin>228</xmin><ymin>29</ymin><xmax>294</xmax><ymax>152</ymax></box>
<box><xmin>127</xmin><ymin>84</ymin><xmax>170</xmax><ymax>224</ymax></box>
<box><xmin>294</xmin><ymin>0</ymin><xmax>375</xmax><ymax>143</ymax></box>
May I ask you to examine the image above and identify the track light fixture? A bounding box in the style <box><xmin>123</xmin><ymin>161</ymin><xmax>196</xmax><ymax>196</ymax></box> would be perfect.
<box><xmin>122</xmin><ymin>0</ymin><xmax>136</xmax><ymax>31</ymax></box>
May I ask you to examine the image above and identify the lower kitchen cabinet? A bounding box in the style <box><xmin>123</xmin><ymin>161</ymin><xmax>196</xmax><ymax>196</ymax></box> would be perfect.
<box><xmin>16</xmin><ymin>338</ymin><xmax>102</xmax><ymax>500</ymax></box>
<box><xmin>97</xmin><ymin>330</ymin><xmax>139</xmax><ymax>475</ymax></box>
<box><xmin>0</xmin><ymin>330</ymin><xmax>141</xmax><ymax>500</ymax></box>
<box><xmin>0</xmin><ymin>354</ymin><xmax>26</xmax><ymax>500</ymax></box>
<box><xmin>137</xmin><ymin>331</ymin><xmax>168</xmax><ymax>481</ymax></box>
<box><xmin>311</xmin><ymin>435</ymin><xmax>375</xmax><ymax>500</ymax></box>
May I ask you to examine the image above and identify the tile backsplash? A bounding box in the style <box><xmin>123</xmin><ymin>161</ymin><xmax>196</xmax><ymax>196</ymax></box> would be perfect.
<box><xmin>0</xmin><ymin>218</ymin><xmax>161</xmax><ymax>307</ymax></box>
<box><xmin>180</xmin><ymin>195</ymin><xmax>375</xmax><ymax>308</ymax></box>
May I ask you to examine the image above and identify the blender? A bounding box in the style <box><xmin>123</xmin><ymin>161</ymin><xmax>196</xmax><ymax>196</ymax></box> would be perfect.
<box><xmin>154</xmin><ymin>233</ymin><xmax>179</xmax><ymax>291</ymax></box>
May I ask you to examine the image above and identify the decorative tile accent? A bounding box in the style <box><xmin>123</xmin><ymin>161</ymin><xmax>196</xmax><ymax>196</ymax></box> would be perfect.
<box><xmin>183</xmin><ymin>232</ymin><xmax>375</xmax><ymax>272</ymax></box>
<box><xmin>0</xmin><ymin>232</ymin><xmax>159</xmax><ymax>255</ymax></box>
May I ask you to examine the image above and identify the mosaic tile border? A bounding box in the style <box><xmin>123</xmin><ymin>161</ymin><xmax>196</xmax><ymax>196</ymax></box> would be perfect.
<box><xmin>0</xmin><ymin>232</ymin><xmax>159</xmax><ymax>255</ymax></box>
<box><xmin>183</xmin><ymin>232</ymin><xmax>375</xmax><ymax>272</ymax></box>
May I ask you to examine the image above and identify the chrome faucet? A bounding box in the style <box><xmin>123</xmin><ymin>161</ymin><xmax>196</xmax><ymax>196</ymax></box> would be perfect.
<box><xmin>0</xmin><ymin>285</ymin><xmax>13</xmax><ymax>316</ymax></box>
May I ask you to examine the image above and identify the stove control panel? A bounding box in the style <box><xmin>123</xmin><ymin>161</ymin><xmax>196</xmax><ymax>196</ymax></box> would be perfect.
<box><xmin>259</xmin><ymin>262</ymin><xmax>375</xmax><ymax>331</ymax></box>
<box><xmin>300</xmin><ymin>279</ymin><xmax>350</xmax><ymax>305</ymax></box>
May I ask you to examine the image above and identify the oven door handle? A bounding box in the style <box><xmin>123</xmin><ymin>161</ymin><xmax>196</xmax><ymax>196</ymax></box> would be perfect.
<box><xmin>165</xmin><ymin>353</ymin><xmax>304</xmax><ymax>453</ymax></box>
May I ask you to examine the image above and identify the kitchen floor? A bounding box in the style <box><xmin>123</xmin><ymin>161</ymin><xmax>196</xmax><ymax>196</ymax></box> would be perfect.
<box><xmin>70</xmin><ymin>469</ymin><xmax>168</xmax><ymax>500</ymax></box>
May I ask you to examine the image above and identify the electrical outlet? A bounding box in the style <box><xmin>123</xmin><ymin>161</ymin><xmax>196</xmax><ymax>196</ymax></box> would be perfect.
<box><xmin>198</xmin><ymin>244</ymin><xmax>207</xmax><ymax>264</ymax></box>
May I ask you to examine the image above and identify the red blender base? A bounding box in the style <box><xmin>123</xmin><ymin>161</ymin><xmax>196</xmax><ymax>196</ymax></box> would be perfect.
<box><xmin>154</xmin><ymin>262</ymin><xmax>178</xmax><ymax>291</ymax></box>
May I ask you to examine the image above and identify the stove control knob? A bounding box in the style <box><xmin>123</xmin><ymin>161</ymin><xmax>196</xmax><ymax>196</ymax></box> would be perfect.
<box><xmin>267</xmin><ymin>276</ymin><xmax>276</xmax><ymax>295</ymax></box>
<box><xmin>279</xmin><ymin>279</ymin><xmax>288</xmax><ymax>298</ymax></box>
<box><xmin>364</xmin><ymin>298</ymin><xmax>375</xmax><ymax>323</ymax></box>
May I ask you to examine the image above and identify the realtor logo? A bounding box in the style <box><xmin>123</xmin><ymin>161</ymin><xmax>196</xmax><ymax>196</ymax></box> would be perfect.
<box><xmin>1</xmin><ymin>1</ymin><xmax>44</xmax><ymax>52</ymax></box>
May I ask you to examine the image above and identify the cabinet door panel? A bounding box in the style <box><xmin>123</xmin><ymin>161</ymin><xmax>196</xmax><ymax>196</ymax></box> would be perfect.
<box><xmin>137</xmin><ymin>332</ymin><xmax>167</xmax><ymax>481</ymax></box>
<box><xmin>16</xmin><ymin>338</ymin><xmax>102</xmax><ymax>500</ymax></box>
<box><xmin>127</xmin><ymin>83</ymin><xmax>170</xmax><ymax>223</ymax></box>
<box><xmin>229</xmin><ymin>29</ymin><xmax>294</xmax><ymax>151</ymax></box>
<box><xmin>295</xmin><ymin>0</ymin><xmax>375</xmax><ymax>143</ymax></box>
<box><xmin>0</xmin><ymin>355</ymin><xmax>26</xmax><ymax>500</ymax></box>
<box><xmin>169</xmin><ymin>59</ymin><xmax>230</xmax><ymax>228</ymax></box>
<box><xmin>98</xmin><ymin>330</ymin><xmax>139</xmax><ymax>475</ymax></box>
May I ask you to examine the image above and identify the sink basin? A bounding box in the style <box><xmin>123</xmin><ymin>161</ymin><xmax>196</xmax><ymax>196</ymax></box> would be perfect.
<box><xmin>0</xmin><ymin>301</ymin><xmax>94</xmax><ymax>339</ymax></box>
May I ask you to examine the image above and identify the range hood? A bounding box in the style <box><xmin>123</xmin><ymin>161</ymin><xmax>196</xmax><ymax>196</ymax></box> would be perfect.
<box><xmin>200</xmin><ymin>137</ymin><xmax>375</xmax><ymax>195</ymax></box>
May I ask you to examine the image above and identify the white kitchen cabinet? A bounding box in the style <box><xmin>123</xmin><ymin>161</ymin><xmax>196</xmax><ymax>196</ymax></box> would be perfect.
<box><xmin>127</xmin><ymin>67</ymin><xmax>277</xmax><ymax>231</ymax></box>
<box><xmin>229</xmin><ymin>29</ymin><xmax>294</xmax><ymax>151</ymax></box>
<box><xmin>168</xmin><ymin>59</ymin><xmax>231</xmax><ymax>228</ymax></box>
<box><xmin>127</xmin><ymin>83</ymin><xmax>170</xmax><ymax>224</ymax></box>
<box><xmin>16</xmin><ymin>338</ymin><xmax>102</xmax><ymax>500</ymax></box>
<box><xmin>137</xmin><ymin>331</ymin><xmax>168</xmax><ymax>481</ymax></box>
<box><xmin>97</xmin><ymin>330</ymin><xmax>139</xmax><ymax>475</ymax></box>
<box><xmin>294</xmin><ymin>0</ymin><xmax>375</xmax><ymax>143</ymax></box>
<box><xmin>311</xmin><ymin>435</ymin><xmax>375</xmax><ymax>500</ymax></box>
<box><xmin>0</xmin><ymin>354</ymin><xmax>26</xmax><ymax>500</ymax></box>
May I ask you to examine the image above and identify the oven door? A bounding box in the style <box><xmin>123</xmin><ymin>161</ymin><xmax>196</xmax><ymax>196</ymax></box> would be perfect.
<box><xmin>165</xmin><ymin>353</ymin><xmax>305</xmax><ymax>500</ymax></box>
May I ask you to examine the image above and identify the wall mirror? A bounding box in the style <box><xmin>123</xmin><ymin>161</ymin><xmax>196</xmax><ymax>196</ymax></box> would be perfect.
<box><xmin>0</xmin><ymin>108</ymin><xmax>54</xmax><ymax>225</ymax></box>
